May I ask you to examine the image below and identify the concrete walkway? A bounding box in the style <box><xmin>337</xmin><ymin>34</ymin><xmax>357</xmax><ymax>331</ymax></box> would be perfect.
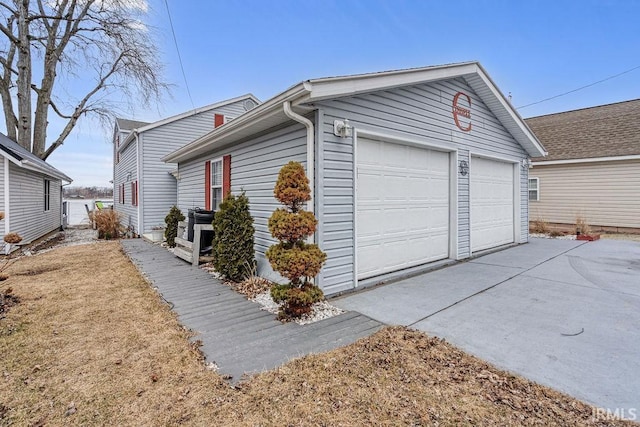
<box><xmin>121</xmin><ymin>239</ymin><xmax>382</xmax><ymax>382</ymax></box>
<box><xmin>335</xmin><ymin>238</ymin><xmax>640</xmax><ymax>414</ymax></box>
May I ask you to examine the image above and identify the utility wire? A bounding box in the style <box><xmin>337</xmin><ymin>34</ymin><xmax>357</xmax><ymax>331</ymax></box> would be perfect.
<box><xmin>517</xmin><ymin>64</ymin><xmax>640</xmax><ymax>109</ymax></box>
<box><xmin>163</xmin><ymin>0</ymin><xmax>195</xmax><ymax>110</ymax></box>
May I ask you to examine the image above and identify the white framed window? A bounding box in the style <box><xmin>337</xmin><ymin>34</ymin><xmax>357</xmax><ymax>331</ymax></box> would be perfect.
<box><xmin>528</xmin><ymin>177</ymin><xmax>539</xmax><ymax>201</ymax></box>
<box><xmin>44</xmin><ymin>179</ymin><xmax>51</xmax><ymax>211</ymax></box>
<box><xmin>210</xmin><ymin>158</ymin><xmax>223</xmax><ymax>210</ymax></box>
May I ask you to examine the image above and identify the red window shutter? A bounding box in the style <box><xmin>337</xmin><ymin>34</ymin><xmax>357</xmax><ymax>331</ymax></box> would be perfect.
<box><xmin>223</xmin><ymin>155</ymin><xmax>231</xmax><ymax>198</ymax></box>
<box><xmin>214</xmin><ymin>114</ymin><xmax>225</xmax><ymax>128</ymax></box>
<box><xmin>136</xmin><ymin>181</ymin><xmax>139</xmax><ymax>206</ymax></box>
<box><xmin>204</xmin><ymin>160</ymin><xmax>211</xmax><ymax>210</ymax></box>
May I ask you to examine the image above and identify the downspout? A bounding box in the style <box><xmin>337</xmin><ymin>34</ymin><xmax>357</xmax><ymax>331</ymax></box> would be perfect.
<box><xmin>135</xmin><ymin>131</ymin><xmax>142</xmax><ymax>235</ymax></box>
<box><xmin>283</xmin><ymin>101</ymin><xmax>315</xmax><ymax>243</ymax></box>
<box><xmin>4</xmin><ymin>157</ymin><xmax>10</xmax><ymax>253</ymax></box>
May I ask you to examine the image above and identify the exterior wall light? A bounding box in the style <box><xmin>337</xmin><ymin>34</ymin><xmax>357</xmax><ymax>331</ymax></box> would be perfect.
<box><xmin>333</xmin><ymin>119</ymin><xmax>353</xmax><ymax>138</ymax></box>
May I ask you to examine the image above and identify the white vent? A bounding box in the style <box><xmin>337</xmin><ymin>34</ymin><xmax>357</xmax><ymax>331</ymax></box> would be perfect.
<box><xmin>243</xmin><ymin>99</ymin><xmax>257</xmax><ymax>111</ymax></box>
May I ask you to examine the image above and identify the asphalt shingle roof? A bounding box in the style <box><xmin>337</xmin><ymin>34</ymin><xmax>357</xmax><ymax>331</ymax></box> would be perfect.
<box><xmin>0</xmin><ymin>132</ymin><xmax>72</xmax><ymax>182</ymax></box>
<box><xmin>525</xmin><ymin>99</ymin><xmax>640</xmax><ymax>161</ymax></box>
<box><xmin>116</xmin><ymin>118</ymin><xmax>149</xmax><ymax>131</ymax></box>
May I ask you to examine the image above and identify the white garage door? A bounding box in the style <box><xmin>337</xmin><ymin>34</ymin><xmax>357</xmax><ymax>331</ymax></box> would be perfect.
<box><xmin>471</xmin><ymin>157</ymin><xmax>515</xmax><ymax>252</ymax></box>
<box><xmin>356</xmin><ymin>138</ymin><xmax>450</xmax><ymax>280</ymax></box>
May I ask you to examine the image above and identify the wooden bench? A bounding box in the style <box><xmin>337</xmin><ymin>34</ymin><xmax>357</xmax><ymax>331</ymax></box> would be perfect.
<box><xmin>174</xmin><ymin>221</ymin><xmax>214</xmax><ymax>266</ymax></box>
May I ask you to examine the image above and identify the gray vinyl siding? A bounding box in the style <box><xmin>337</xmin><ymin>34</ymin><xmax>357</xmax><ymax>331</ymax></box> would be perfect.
<box><xmin>7</xmin><ymin>163</ymin><xmax>61</xmax><ymax>244</ymax></box>
<box><xmin>177</xmin><ymin>123</ymin><xmax>307</xmax><ymax>282</ymax></box>
<box><xmin>140</xmin><ymin>101</ymin><xmax>248</xmax><ymax>233</ymax></box>
<box><xmin>0</xmin><ymin>158</ymin><xmax>4</xmax><ymax>215</ymax></box>
<box><xmin>113</xmin><ymin>138</ymin><xmax>138</xmax><ymax>232</ymax></box>
<box><xmin>520</xmin><ymin>164</ymin><xmax>529</xmax><ymax>243</ymax></box>
<box><xmin>529</xmin><ymin>160</ymin><xmax>640</xmax><ymax>229</ymax></box>
<box><xmin>317</xmin><ymin>78</ymin><xmax>528</xmax><ymax>294</ymax></box>
<box><xmin>457</xmin><ymin>149</ymin><xmax>470</xmax><ymax>257</ymax></box>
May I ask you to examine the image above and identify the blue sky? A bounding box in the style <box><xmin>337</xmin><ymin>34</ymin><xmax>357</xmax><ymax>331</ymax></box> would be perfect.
<box><xmin>45</xmin><ymin>0</ymin><xmax>640</xmax><ymax>187</ymax></box>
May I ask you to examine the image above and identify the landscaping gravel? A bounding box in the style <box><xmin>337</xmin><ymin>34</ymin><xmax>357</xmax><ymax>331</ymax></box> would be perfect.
<box><xmin>529</xmin><ymin>233</ymin><xmax>577</xmax><ymax>240</ymax></box>
<box><xmin>251</xmin><ymin>291</ymin><xmax>345</xmax><ymax>325</ymax></box>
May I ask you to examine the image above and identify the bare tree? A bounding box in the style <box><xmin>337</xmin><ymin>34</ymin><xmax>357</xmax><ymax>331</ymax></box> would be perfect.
<box><xmin>0</xmin><ymin>0</ymin><xmax>166</xmax><ymax>159</ymax></box>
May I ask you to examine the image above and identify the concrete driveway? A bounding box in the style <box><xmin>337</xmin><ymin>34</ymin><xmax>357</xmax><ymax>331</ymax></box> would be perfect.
<box><xmin>334</xmin><ymin>238</ymin><xmax>640</xmax><ymax>415</ymax></box>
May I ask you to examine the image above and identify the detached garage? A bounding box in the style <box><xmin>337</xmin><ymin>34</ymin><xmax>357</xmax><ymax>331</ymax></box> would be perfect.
<box><xmin>164</xmin><ymin>61</ymin><xmax>546</xmax><ymax>296</ymax></box>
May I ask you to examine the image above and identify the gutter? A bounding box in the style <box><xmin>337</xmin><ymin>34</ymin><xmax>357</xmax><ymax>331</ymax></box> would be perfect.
<box><xmin>163</xmin><ymin>84</ymin><xmax>310</xmax><ymax>164</ymax></box>
<box><xmin>21</xmin><ymin>160</ymin><xmax>73</xmax><ymax>183</ymax></box>
<box><xmin>283</xmin><ymin>101</ymin><xmax>315</xmax><ymax>234</ymax></box>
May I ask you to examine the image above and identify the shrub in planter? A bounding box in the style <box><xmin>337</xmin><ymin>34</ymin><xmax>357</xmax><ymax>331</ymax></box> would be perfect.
<box><xmin>211</xmin><ymin>192</ymin><xmax>256</xmax><ymax>282</ymax></box>
<box><xmin>164</xmin><ymin>205</ymin><xmax>185</xmax><ymax>247</ymax></box>
<box><xmin>266</xmin><ymin>161</ymin><xmax>327</xmax><ymax>318</ymax></box>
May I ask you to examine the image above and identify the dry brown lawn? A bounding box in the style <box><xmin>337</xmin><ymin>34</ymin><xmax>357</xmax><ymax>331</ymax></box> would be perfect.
<box><xmin>0</xmin><ymin>241</ymin><xmax>633</xmax><ymax>426</ymax></box>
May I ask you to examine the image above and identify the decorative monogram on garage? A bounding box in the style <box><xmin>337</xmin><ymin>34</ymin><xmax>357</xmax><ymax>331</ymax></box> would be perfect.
<box><xmin>452</xmin><ymin>91</ymin><xmax>472</xmax><ymax>132</ymax></box>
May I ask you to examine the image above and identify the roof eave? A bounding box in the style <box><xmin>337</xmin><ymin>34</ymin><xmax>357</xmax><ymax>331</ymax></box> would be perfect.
<box><xmin>468</xmin><ymin>64</ymin><xmax>547</xmax><ymax>158</ymax></box>
<box><xmin>163</xmin><ymin>85</ymin><xmax>310</xmax><ymax>163</ymax></box>
<box><xmin>21</xmin><ymin>159</ymin><xmax>73</xmax><ymax>183</ymax></box>
<box><xmin>305</xmin><ymin>61</ymin><xmax>480</xmax><ymax>102</ymax></box>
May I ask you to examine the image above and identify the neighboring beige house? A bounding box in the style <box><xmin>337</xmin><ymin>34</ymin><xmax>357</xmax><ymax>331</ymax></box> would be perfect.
<box><xmin>526</xmin><ymin>99</ymin><xmax>640</xmax><ymax>233</ymax></box>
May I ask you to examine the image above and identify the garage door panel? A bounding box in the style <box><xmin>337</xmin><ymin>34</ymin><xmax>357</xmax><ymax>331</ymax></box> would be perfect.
<box><xmin>471</xmin><ymin>157</ymin><xmax>514</xmax><ymax>252</ymax></box>
<box><xmin>357</xmin><ymin>138</ymin><xmax>450</xmax><ymax>280</ymax></box>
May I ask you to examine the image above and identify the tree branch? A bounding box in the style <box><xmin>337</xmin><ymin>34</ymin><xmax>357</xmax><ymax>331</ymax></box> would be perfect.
<box><xmin>42</xmin><ymin>52</ymin><xmax>124</xmax><ymax>160</ymax></box>
<box><xmin>49</xmin><ymin>98</ymin><xmax>72</xmax><ymax>119</ymax></box>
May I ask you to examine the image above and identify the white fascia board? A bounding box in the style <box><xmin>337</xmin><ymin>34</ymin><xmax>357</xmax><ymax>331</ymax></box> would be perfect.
<box><xmin>118</xmin><ymin>94</ymin><xmax>261</xmax><ymax>154</ymax></box>
<box><xmin>473</xmin><ymin>64</ymin><xmax>547</xmax><ymax>158</ymax></box>
<box><xmin>532</xmin><ymin>154</ymin><xmax>640</xmax><ymax>166</ymax></box>
<box><xmin>21</xmin><ymin>160</ymin><xmax>73</xmax><ymax>183</ymax></box>
<box><xmin>305</xmin><ymin>62</ymin><xmax>479</xmax><ymax>102</ymax></box>
<box><xmin>163</xmin><ymin>86</ymin><xmax>309</xmax><ymax>164</ymax></box>
<box><xmin>0</xmin><ymin>149</ymin><xmax>22</xmax><ymax>167</ymax></box>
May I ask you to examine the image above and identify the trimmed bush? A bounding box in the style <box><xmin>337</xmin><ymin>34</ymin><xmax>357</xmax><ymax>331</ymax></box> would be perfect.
<box><xmin>266</xmin><ymin>161</ymin><xmax>326</xmax><ymax>318</ymax></box>
<box><xmin>268</xmin><ymin>209</ymin><xmax>317</xmax><ymax>243</ymax></box>
<box><xmin>211</xmin><ymin>192</ymin><xmax>256</xmax><ymax>282</ymax></box>
<box><xmin>164</xmin><ymin>205</ymin><xmax>185</xmax><ymax>247</ymax></box>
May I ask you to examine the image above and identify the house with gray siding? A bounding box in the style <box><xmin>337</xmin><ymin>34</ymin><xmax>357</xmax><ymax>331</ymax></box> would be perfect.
<box><xmin>164</xmin><ymin>62</ymin><xmax>546</xmax><ymax>296</ymax></box>
<box><xmin>0</xmin><ymin>132</ymin><xmax>72</xmax><ymax>250</ymax></box>
<box><xmin>526</xmin><ymin>99</ymin><xmax>640</xmax><ymax>232</ymax></box>
<box><xmin>113</xmin><ymin>94</ymin><xmax>260</xmax><ymax>234</ymax></box>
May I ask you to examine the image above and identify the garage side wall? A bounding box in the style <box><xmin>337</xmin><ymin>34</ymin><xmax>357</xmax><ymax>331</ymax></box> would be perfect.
<box><xmin>176</xmin><ymin>123</ymin><xmax>307</xmax><ymax>282</ymax></box>
<box><xmin>317</xmin><ymin>77</ymin><xmax>528</xmax><ymax>294</ymax></box>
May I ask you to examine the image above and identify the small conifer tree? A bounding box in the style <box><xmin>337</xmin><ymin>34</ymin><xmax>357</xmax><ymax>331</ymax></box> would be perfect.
<box><xmin>212</xmin><ymin>192</ymin><xmax>256</xmax><ymax>282</ymax></box>
<box><xmin>266</xmin><ymin>161</ymin><xmax>326</xmax><ymax>318</ymax></box>
<box><xmin>164</xmin><ymin>205</ymin><xmax>185</xmax><ymax>247</ymax></box>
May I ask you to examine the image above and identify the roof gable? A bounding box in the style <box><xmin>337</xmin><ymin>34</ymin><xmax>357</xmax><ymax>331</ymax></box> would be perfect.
<box><xmin>165</xmin><ymin>62</ymin><xmax>545</xmax><ymax>163</ymax></box>
<box><xmin>0</xmin><ymin>133</ymin><xmax>72</xmax><ymax>182</ymax></box>
<box><xmin>116</xmin><ymin>118</ymin><xmax>150</xmax><ymax>132</ymax></box>
<box><xmin>526</xmin><ymin>99</ymin><xmax>640</xmax><ymax>161</ymax></box>
<box><xmin>118</xmin><ymin>93</ymin><xmax>260</xmax><ymax>151</ymax></box>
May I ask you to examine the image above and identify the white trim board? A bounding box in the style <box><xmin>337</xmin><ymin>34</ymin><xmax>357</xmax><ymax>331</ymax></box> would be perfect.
<box><xmin>532</xmin><ymin>154</ymin><xmax>640</xmax><ymax>166</ymax></box>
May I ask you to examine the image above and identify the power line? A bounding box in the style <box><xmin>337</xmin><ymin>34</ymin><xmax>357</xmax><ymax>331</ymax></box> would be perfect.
<box><xmin>517</xmin><ymin>64</ymin><xmax>640</xmax><ymax>109</ymax></box>
<box><xmin>163</xmin><ymin>0</ymin><xmax>195</xmax><ymax>110</ymax></box>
